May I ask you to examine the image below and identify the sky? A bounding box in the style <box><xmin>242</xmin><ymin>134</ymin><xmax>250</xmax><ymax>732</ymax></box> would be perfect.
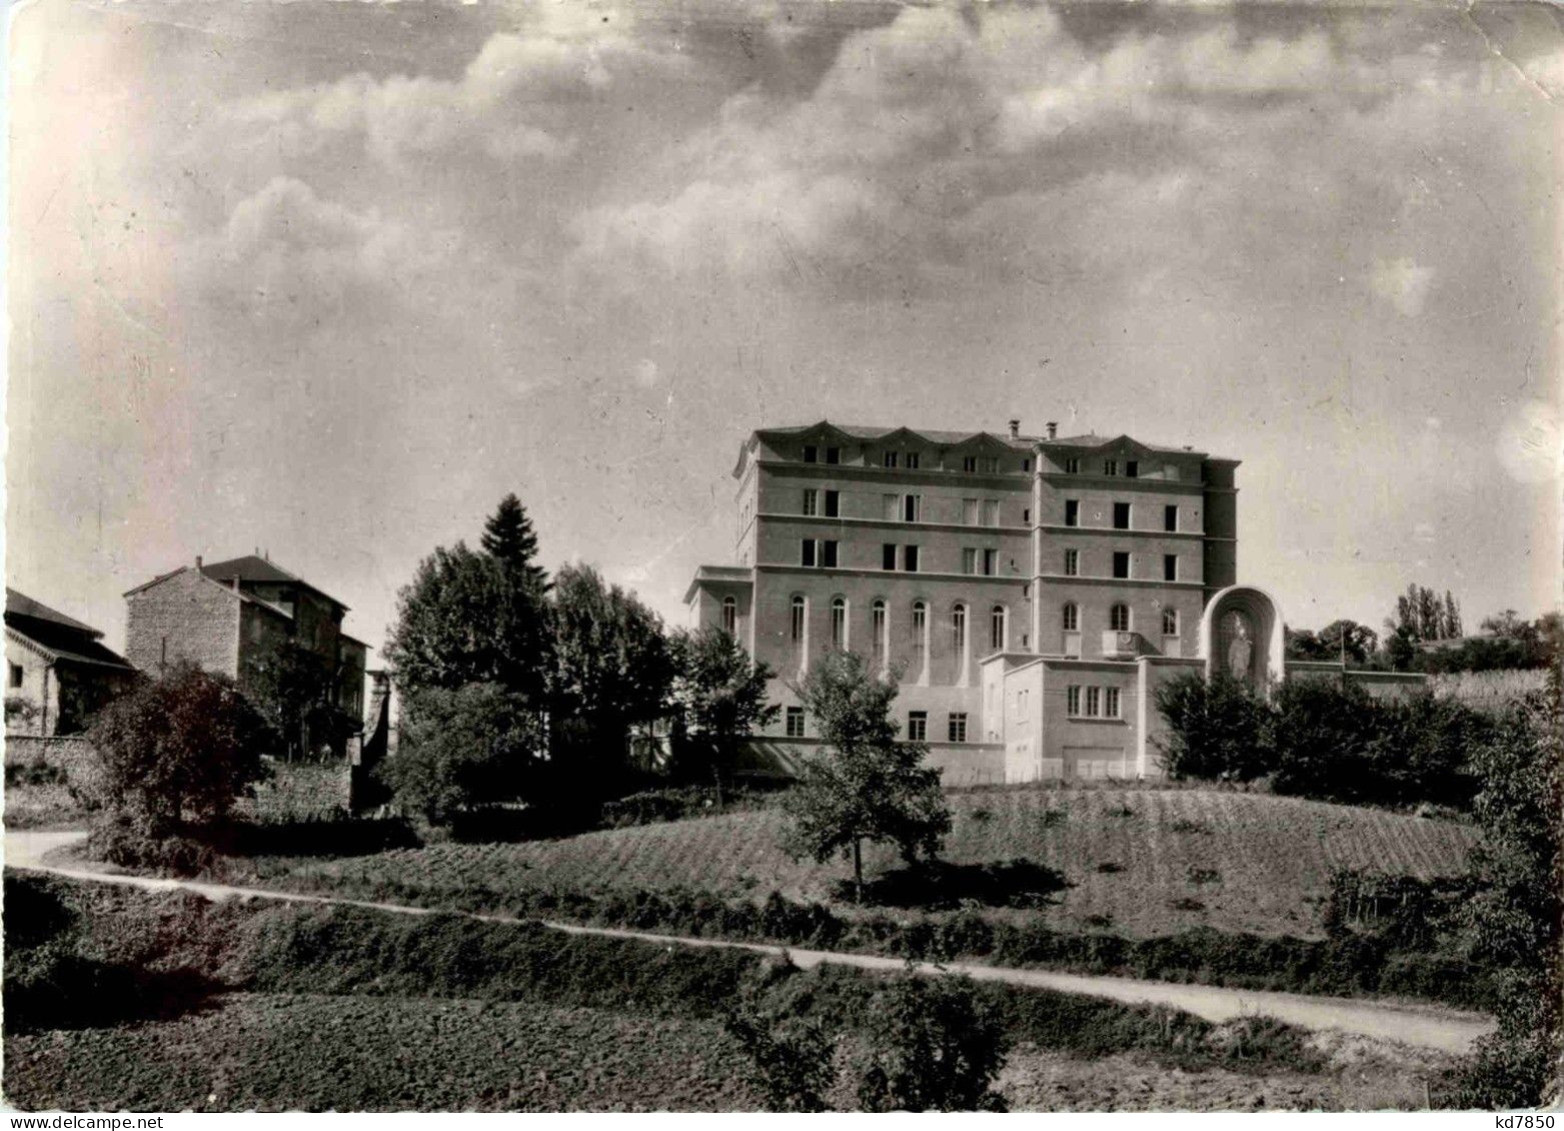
<box><xmin>7</xmin><ymin>0</ymin><xmax>1561</xmax><ymax>662</ymax></box>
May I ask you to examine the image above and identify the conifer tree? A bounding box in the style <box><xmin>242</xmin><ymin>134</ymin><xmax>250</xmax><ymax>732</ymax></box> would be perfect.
<box><xmin>481</xmin><ymin>493</ymin><xmax>550</xmax><ymax>595</ymax></box>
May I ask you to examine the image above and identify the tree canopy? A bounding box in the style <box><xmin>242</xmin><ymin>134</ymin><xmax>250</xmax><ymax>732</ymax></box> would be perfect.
<box><xmin>782</xmin><ymin>652</ymin><xmax>950</xmax><ymax>902</ymax></box>
<box><xmin>669</xmin><ymin>626</ymin><xmax>779</xmax><ymax>783</ymax></box>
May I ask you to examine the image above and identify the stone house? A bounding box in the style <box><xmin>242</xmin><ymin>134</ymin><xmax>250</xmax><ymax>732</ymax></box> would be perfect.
<box><xmin>5</xmin><ymin>588</ymin><xmax>136</xmax><ymax>736</ymax></box>
<box><xmin>124</xmin><ymin>554</ymin><xmax>368</xmax><ymax>754</ymax></box>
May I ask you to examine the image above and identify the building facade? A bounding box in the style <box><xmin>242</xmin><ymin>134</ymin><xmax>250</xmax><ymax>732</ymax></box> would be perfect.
<box><xmin>686</xmin><ymin>421</ymin><xmax>1417</xmax><ymax>784</ymax></box>
<box><xmin>5</xmin><ymin>589</ymin><xmax>136</xmax><ymax>736</ymax></box>
<box><xmin>124</xmin><ymin>554</ymin><xmax>368</xmax><ymax>751</ymax></box>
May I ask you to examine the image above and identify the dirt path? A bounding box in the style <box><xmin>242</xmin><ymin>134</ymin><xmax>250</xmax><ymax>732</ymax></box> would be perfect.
<box><xmin>5</xmin><ymin>829</ymin><xmax>1494</xmax><ymax>1056</ymax></box>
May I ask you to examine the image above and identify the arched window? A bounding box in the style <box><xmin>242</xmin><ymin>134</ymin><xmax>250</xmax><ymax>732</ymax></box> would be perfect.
<box><xmin>871</xmin><ymin>599</ymin><xmax>887</xmax><ymax>665</ymax></box>
<box><xmin>1162</xmin><ymin>607</ymin><xmax>1179</xmax><ymax>636</ymax></box>
<box><xmin>952</xmin><ymin>604</ymin><xmax>967</xmax><ymax>653</ymax></box>
<box><xmin>912</xmin><ymin>601</ymin><xmax>928</xmax><ymax>667</ymax></box>
<box><xmin>1062</xmin><ymin>602</ymin><xmax>1079</xmax><ymax>632</ymax></box>
<box><xmin>791</xmin><ymin>596</ymin><xmax>806</xmax><ymax>644</ymax></box>
<box><xmin>1110</xmin><ymin>603</ymin><xmax>1131</xmax><ymax>632</ymax></box>
<box><xmin>721</xmin><ymin>596</ymin><xmax>737</xmax><ymax>636</ymax></box>
<box><xmin>990</xmin><ymin>605</ymin><xmax>1006</xmax><ymax>651</ymax></box>
<box><xmin>831</xmin><ymin>596</ymin><xmax>847</xmax><ymax>650</ymax></box>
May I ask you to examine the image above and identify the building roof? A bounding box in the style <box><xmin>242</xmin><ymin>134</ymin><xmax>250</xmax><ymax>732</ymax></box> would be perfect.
<box><xmin>5</xmin><ymin>589</ymin><xmax>133</xmax><ymax>670</ymax></box>
<box><xmin>737</xmin><ymin>421</ymin><xmax>1227</xmax><ymax>476</ymax></box>
<box><xmin>6</xmin><ymin>589</ymin><xmax>102</xmax><ymax>638</ymax></box>
<box><xmin>683</xmin><ymin>565</ymin><xmax>754</xmax><ymax>605</ymax></box>
<box><xmin>125</xmin><ymin>554</ymin><xmax>349</xmax><ymax>613</ymax></box>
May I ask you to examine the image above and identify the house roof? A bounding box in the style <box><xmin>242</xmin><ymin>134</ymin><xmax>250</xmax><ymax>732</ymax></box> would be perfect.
<box><xmin>125</xmin><ymin>554</ymin><xmax>349</xmax><ymax>612</ymax></box>
<box><xmin>1043</xmin><ymin>433</ymin><xmax>1205</xmax><ymax>457</ymax></box>
<box><xmin>6</xmin><ymin>589</ymin><xmax>102</xmax><ymax>638</ymax></box>
<box><xmin>5</xmin><ymin>590</ymin><xmax>133</xmax><ymax>670</ymax></box>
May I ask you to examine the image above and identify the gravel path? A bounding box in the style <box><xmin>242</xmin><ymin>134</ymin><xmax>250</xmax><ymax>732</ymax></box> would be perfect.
<box><xmin>5</xmin><ymin>829</ymin><xmax>1495</xmax><ymax>1056</ymax></box>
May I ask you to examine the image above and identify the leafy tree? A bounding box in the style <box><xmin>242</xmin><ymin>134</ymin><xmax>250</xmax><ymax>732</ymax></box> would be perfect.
<box><xmin>669</xmin><ymin>627</ymin><xmax>780</xmax><ymax>791</ymax></box>
<box><xmin>87</xmin><ymin>664</ymin><xmax>269</xmax><ymax>839</ymax></box>
<box><xmin>481</xmin><ymin>492</ymin><xmax>550</xmax><ymax>597</ymax></box>
<box><xmin>378</xmin><ymin>682</ymin><xmax>546</xmax><ymax>824</ymax></box>
<box><xmin>1452</xmin><ymin>675</ymin><xmax>1562</xmax><ymax>1107</ymax></box>
<box><xmin>548</xmin><ymin>563</ymin><xmax>676</xmax><ymax>794</ymax></box>
<box><xmin>724</xmin><ymin>963</ymin><xmax>837</xmax><ymax>1113</ymax></box>
<box><xmin>384</xmin><ymin>540</ymin><xmax>550</xmax><ymax>702</ymax></box>
<box><xmin>1285</xmin><ymin>620</ymin><xmax>1378</xmax><ymax>665</ymax></box>
<box><xmin>246</xmin><ymin>638</ymin><xmax>357</xmax><ymax>762</ymax></box>
<box><xmin>1443</xmin><ymin>590</ymin><xmax>1463</xmax><ymax>639</ymax></box>
<box><xmin>782</xmin><ymin>652</ymin><xmax>951</xmax><ymax>902</ymax></box>
<box><xmin>1153</xmin><ymin>670</ymin><xmax>1271</xmax><ymax>782</ymax></box>
<box><xmin>852</xmin><ymin>975</ymin><xmax>1009</xmax><ymax>1112</ymax></box>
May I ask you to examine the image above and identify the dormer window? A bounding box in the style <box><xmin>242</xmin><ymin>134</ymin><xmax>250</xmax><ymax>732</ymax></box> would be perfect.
<box><xmin>1126</xmin><ymin>460</ymin><xmax>1139</xmax><ymax>478</ymax></box>
<box><xmin>980</xmin><ymin>456</ymin><xmax>998</xmax><ymax>474</ymax></box>
<box><xmin>825</xmin><ymin>446</ymin><xmax>840</xmax><ymax>465</ymax></box>
<box><xmin>905</xmin><ymin>452</ymin><xmax>920</xmax><ymax>469</ymax></box>
<box><xmin>883</xmin><ymin>451</ymin><xmax>899</xmax><ymax>468</ymax></box>
<box><xmin>1065</xmin><ymin>457</ymin><xmax>1080</xmax><ymax>474</ymax></box>
<box><xmin>962</xmin><ymin>456</ymin><xmax>977</xmax><ymax>473</ymax></box>
<box><xmin>1104</xmin><ymin>459</ymin><xmax>1119</xmax><ymax>476</ymax></box>
<box><xmin>803</xmin><ymin>445</ymin><xmax>818</xmax><ymax>464</ymax></box>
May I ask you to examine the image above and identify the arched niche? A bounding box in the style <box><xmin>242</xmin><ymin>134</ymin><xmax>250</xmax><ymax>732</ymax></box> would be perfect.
<box><xmin>1199</xmin><ymin>585</ymin><xmax>1285</xmax><ymax>690</ymax></box>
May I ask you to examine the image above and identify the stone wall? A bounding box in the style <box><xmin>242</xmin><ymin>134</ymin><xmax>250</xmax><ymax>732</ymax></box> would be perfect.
<box><xmin>125</xmin><ymin>568</ymin><xmax>240</xmax><ymax>677</ymax></box>
<box><xmin>247</xmin><ymin>760</ymin><xmax>353</xmax><ymax>822</ymax></box>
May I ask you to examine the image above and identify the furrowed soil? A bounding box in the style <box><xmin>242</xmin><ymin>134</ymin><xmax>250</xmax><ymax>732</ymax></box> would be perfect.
<box><xmin>4</xmin><ymin>993</ymin><xmax>1452</xmax><ymax>1112</ymax></box>
<box><xmin>223</xmin><ymin>788</ymin><xmax>1475</xmax><ymax>939</ymax></box>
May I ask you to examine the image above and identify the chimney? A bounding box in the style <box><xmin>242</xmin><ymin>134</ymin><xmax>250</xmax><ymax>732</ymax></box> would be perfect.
<box><xmin>1045</xmin><ymin>422</ymin><xmax>1058</xmax><ymax>440</ymax></box>
<box><xmin>1008</xmin><ymin>419</ymin><xmax>1020</xmax><ymax>440</ymax></box>
<box><xmin>195</xmin><ymin>555</ymin><xmax>203</xmax><ymax>571</ymax></box>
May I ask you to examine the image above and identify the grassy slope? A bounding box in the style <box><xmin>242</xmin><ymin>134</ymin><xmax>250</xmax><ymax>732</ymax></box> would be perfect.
<box><xmin>240</xmin><ymin>788</ymin><xmax>1475</xmax><ymax>939</ymax></box>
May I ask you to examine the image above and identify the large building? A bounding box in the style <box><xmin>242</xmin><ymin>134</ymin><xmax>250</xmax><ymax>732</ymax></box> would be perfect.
<box><xmin>686</xmin><ymin>420</ymin><xmax>1417</xmax><ymax>784</ymax></box>
<box><xmin>125</xmin><ymin>554</ymin><xmax>368</xmax><ymax>752</ymax></box>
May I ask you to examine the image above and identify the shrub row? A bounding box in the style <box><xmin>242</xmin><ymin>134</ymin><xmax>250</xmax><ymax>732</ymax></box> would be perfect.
<box><xmin>5</xmin><ymin>870</ymin><xmax>1323</xmax><ymax>1077</ymax></box>
<box><xmin>1156</xmin><ymin>672</ymin><xmax>1490</xmax><ymax>809</ymax></box>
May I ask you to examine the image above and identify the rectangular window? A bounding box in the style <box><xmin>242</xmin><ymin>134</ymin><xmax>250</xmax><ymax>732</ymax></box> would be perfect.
<box><xmin>982</xmin><ymin>549</ymin><xmax>997</xmax><ymax>576</ymax></box>
<box><xmin>962</xmin><ymin>548</ymin><xmax>978</xmax><ymax>575</ymax></box>
<box><xmin>1164</xmin><ymin>554</ymin><xmax>1178</xmax><ymax>581</ymax></box>
<box><xmin>822</xmin><ymin>541</ymin><xmax>839</xmax><ymax>568</ymax></box>
<box><xmin>883</xmin><ymin>543</ymin><xmax>897</xmax><ymax>571</ymax></box>
<box><xmin>872</xmin><ymin>604</ymin><xmax>887</xmax><ymax>662</ymax></box>
<box><xmin>1064</xmin><ymin>500</ymin><xmax>1080</xmax><ymax>527</ymax></box>
<box><xmin>786</xmin><ymin>707</ymin><xmax>806</xmax><ymax>737</ymax></box>
<box><xmin>883</xmin><ymin>451</ymin><xmax>898</xmax><ymax>468</ymax></box>
<box><xmin>903</xmin><ymin>495</ymin><xmax>922</xmax><ymax>522</ymax></box>
<box><xmin>883</xmin><ymin>493</ymin><xmax>900</xmax><ymax>520</ymax></box>
<box><xmin>908</xmin><ymin>711</ymin><xmax>928</xmax><ymax>741</ymax></box>
<box><xmin>825</xmin><ymin>446</ymin><xmax>840</xmax><ymax>465</ymax></box>
<box><xmin>803</xmin><ymin>445</ymin><xmax>818</xmax><ymax>464</ymax></box>
<box><xmin>1163</xmin><ymin>608</ymin><xmax>1179</xmax><ymax>636</ymax></box>
<box><xmin>791</xmin><ymin>601</ymin><xmax>805</xmax><ymax>642</ymax></box>
<box><xmin>1065</xmin><ymin>457</ymin><xmax>1080</xmax><ymax>474</ymax></box>
<box><xmin>1023</xmin><ymin>508</ymin><xmax>1031</xmax><ymax>524</ymax></box>
<box><xmin>1164</xmin><ymin>505</ymin><xmax>1178</xmax><ymax>533</ymax></box>
<box><xmin>1086</xmin><ymin>687</ymin><xmax>1102</xmax><ymax>717</ymax></box>
<box><xmin>1104</xmin><ymin>459</ymin><xmax>1119</xmax><ymax>476</ymax></box>
<box><xmin>1066</xmin><ymin>686</ymin><xmax>1081</xmax><ymax>716</ymax></box>
<box><xmin>962</xmin><ymin>498</ymin><xmax>979</xmax><ymax>525</ymax></box>
<box><xmin>905</xmin><ymin>452</ymin><xmax>920</xmax><ymax>469</ymax></box>
<box><xmin>904</xmin><ymin>545</ymin><xmax>920</xmax><ymax>572</ymax></box>
<box><xmin>948</xmin><ymin>713</ymin><xmax>968</xmax><ymax>743</ymax></box>
<box><xmin>980</xmin><ymin>456</ymin><xmax>999</xmax><ymax>473</ymax></box>
<box><xmin>1105</xmin><ymin>688</ymin><xmax>1121</xmax><ymax>718</ymax></box>
<box><xmin>824</xmin><ymin>490</ymin><xmax>840</xmax><ymax>518</ymax></box>
<box><xmin>962</xmin><ymin>456</ymin><xmax>978</xmax><ymax>473</ymax></box>
<box><xmin>801</xmin><ymin>540</ymin><xmax>817</xmax><ymax>567</ymax></box>
<box><xmin>1126</xmin><ymin>460</ymin><xmax>1139</xmax><ymax>479</ymax></box>
<box><xmin>8</xmin><ymin>663</ymin><xmax>22</xmax><ymax>690</ymax></box>
<box><xmin>802</xmin><ymin>489</ymin><xmax>818</xmax><ymax>516</ymax></box>
<box><xmin>1113</xmin><ymin>552</ymin><xmax>1131</xmax><ymax>579</ymax></box>
<box><xmin>1064</xmin><ymin>549</ymin><xmax>1079</xmax><ymax>577</ymax></box>
<box><xmin>1113</xmin><ymin>502</ymin><xmax>1131</xmax><ymax>529</ymax></box>
<box><xmin>1022</xmin><ymin>458</ymin><xmax>1033</xmax><ymax>472</ymax></box>
<box><xmin>982</xmin><ymin>499</ymin><xmax>1000</xmax><ymax>526</ymax></box>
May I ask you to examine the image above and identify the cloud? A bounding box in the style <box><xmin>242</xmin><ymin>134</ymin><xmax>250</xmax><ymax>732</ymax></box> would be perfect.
<box><xmin>228</xmin><ymin>13</ymin><xmax>687</xmax><ymax>168</ymax></box>
<box><xmin>195</xmin><ymin>176</ymin><xmax>460</xmax><ymax>332</ymax></box>
<box><xmin>1496</xmin><ymin>399</ymin><xmax>1560</xmax><ymax>486</ymax></box>
<box><xmin>568</xmin><ymin>5</ymin><xmax>1507</xmax><ymax>300</ymax></box>
<box><xmin>1371</xmin><ymin>257</ymin><xmax>1436</xmax><ymax>316</ymax></box>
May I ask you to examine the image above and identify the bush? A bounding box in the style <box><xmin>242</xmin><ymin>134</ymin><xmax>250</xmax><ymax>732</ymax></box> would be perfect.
<box><xmin>852</xmin><ymin>975</ymin><xmax>1009</xmax><ymax>1112</ymax></box>
<box><xmin>1154</xmin><ymin>672</ymin><xmax>1270</xmax><ymax>782</ymax></box>
<box><xmin>378</xmin><ymin>683</ymin><xmax>547</xmax><ymax>824</ymax></box>
<box><xmin>724</xmin><ymin>960</ymin><xmax>838</xmax><ymax>1112</ymax></box>
<box><xmin>87</xmin><ymin>665</ymin><xmax>270</xmax><ymax>840</ymax></box>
